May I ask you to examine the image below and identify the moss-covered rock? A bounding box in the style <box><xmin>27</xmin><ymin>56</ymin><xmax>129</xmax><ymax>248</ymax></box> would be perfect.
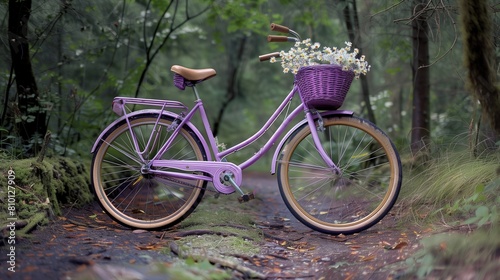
<box><xmin>0</xmin><ymin>157</ymin><xmax>93</xmax><ymax>231</ymax></box>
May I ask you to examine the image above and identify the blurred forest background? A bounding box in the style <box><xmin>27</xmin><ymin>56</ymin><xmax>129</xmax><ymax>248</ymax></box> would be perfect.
<box><xmin>1</xmin><ymin>0</ymin><xmax>499</xmax><ymax>162</ymax></box>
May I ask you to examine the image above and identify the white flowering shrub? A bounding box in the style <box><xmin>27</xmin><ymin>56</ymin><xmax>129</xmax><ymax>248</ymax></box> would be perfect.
<box><xmin>270</xmin><ymin>39</ymin><xmax>371</xmax><ymax>79</ymax></box>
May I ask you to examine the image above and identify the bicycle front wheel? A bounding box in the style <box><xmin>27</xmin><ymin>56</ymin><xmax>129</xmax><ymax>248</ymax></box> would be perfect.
<box><xmin>277</xmin><ymin>115</ymin><xmax>402</xmax><ymax>234</ymax></box>
<box><xmin>91</xmin><ymin>113</ymin><xmax>207</xmax><ymax>230</ymax></box>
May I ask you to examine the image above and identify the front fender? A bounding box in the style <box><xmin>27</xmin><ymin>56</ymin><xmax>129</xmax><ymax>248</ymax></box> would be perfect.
<box><xmin>270</xmin><ymin>110</ymin><xmax>354</xmax><ymax>174</ymax></box>
<box><xmin>90</xmin><ymin>109</ymin><xmax>211</xmax><ymax>161</ymax></box>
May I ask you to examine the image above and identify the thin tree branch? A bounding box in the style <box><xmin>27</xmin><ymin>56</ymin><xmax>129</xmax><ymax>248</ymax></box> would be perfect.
<box><xmin>380</xmin><ymin>0</ymin><xmax>459</xmax><ymax>69</ymax></box>
<box><xmin>147</xmin><ymin>0</ymin><xmax>176</xmax><ymax>60</ymax></box>
<box><xmin>30</xmin><ymin>4</ymin><xmax>67</xmax><ymax>59</ymax></box>
<box><xmin>394</xmin><ymin>0</ymin><xmax>433</xmax><ymax>25</ymax></box>
<box><xmin>371</xmin><ymin>0</ymin><xmax>406</xmax><ymax>18</ymax></box>
<box><xmin>134</xmin><ymin>1</ymin><xmax>210</xmax><ymax>97</ymax></box>
<box><xmin>419</xmin><ymin>0</ymin><xmax>458</xmax><ymax>69</ymax></box>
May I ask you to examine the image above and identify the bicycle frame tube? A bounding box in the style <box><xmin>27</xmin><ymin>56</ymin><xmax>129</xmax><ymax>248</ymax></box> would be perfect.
<box><xmin>150</xmin><ymin>86</ymin><xmax>302</xmax><ymax>169</ymax></box>
<box><xmin>125</xmin><ymin>104</ymin><xmax>166</xmax><ymax>161</ymax></box>
<box><xmin>217</xmin><ymin>87</ymin><xmax>299</xmax><ymax>161</ymax></box>
<box><xmin>150</xmin><ymin>101</ymin><xmax>203</xmax><ymax>162</ymax></box>
<box><xmin>238</xmin><ymin>105</ymin><xmax>303</xmax><ymax>169</ymax></box>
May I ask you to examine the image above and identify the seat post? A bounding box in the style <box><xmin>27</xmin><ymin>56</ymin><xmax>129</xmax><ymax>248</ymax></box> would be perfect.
<box><xmin>191</xmin><ymin>85</ymin><xmax>201</xmax><ymax>100</ymax></box>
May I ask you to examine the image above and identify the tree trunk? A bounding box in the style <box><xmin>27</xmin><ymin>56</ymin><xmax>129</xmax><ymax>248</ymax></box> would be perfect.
<box><xmin>459</xmin><ymin>0</ymin><xmax>500</xmax><ymax>137</ymax></box>
<box><xmin>8</xmin><ymin>0</ymin><xmax>47</xmax><ymax>152</ymax></box>
<box><xmin>342</xmin><ymin>0</ymin><xmax>376</xmax><ymax>124</ymax></box>
<box><xmin>410</xmin><ymin>0</ymin><xmax>430</xmax><ymax>155</ymax></box>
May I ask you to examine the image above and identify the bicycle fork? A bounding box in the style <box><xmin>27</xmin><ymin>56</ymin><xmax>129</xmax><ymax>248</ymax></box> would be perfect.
<box><xmin>305</xmin><ymin>111</ymin><xmax>342</xmax><ymax>175</ymax></box>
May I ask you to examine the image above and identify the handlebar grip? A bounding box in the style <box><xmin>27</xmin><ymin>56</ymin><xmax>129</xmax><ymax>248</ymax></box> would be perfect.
<box><xmin>259</xmin><ymin>52</ymin><xmax>280</xmax><ymax>61</ymax></box>
<box><xmin>270</xmin><ymin>23</ymin><xmax>289</xmax><ymax>34</ymax></box>
<box><xmin>267</xmin><ymin>35</ymin><xmax>289</xmax><ymax>42</ymax></box>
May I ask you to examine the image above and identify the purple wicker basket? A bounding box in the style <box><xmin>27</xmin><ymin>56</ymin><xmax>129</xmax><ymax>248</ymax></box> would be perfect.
<box><xmin>295</xmin><ymin>64</ymin><xmax>355</xmax><ymax>110</ymax></box>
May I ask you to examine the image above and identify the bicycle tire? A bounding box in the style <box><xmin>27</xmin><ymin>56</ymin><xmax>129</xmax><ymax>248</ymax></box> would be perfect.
<box><xmin>91</xmin><ymin>113</ymin><xmax>207</xmax><ymax>230</ymax></box>
<box><xmin>277</xmin><ymin>115</ymin><xmax>402</xmax><ymax>234</ymax></box>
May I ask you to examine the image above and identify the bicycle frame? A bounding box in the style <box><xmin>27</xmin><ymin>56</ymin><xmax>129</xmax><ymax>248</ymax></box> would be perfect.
<box><xmin>91</xmin><ymin>84</ymin><xmax>353</xmax><ymax>194</ymax></box>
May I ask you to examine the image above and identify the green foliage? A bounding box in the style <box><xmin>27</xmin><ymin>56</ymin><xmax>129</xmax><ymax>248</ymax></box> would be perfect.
<box><xmin>206</xmin><ymin>0</ymin><xmax>275</xmax><ymax>34</ymax></box>
<box><xmin>439</xmin><ymin>183</ymin><xmax>500</xmax><ymax>228</ymax></box>
<box><xmin>292</xmin><ymin>0</ymin><xmax>332</xmax><ymax>28</ymax></box>
<box><xmin>399</xmin><ymin>145</ymin><xmax>500</xmax><ymax>277</ymax></box>
<box><xmin>462</xmin><ymin>179</ymin><xmax>500</xmax><ymax>227</ymax></box>
<box><xmin>404</xmin><ymin>174</ymin><xmax>500</xmax><ymax>278</ymax></box>
<box><xmin>406</xmin><ymin>227</ymin><xmax>500</xmax><ymax>279</ymax></box>
<box><xmin>465</xmin><ymin>204</ymin><xmax>496</xmax><ymax>227</ymax></box>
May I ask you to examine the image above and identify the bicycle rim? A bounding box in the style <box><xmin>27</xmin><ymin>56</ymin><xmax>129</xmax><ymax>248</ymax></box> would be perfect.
<box><xmin>91</xmin><ymin>114</ymin><xmax>207</xmax><ymax>230</ymax></box>
<box><xmin>277</xmin><ymin>115</ymin><xmax>402</xmax><ymax>234</ymax></box>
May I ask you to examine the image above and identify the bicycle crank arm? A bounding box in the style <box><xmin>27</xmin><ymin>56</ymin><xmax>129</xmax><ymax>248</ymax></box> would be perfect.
<box><xmin>151</xmin><ymin>160</ymin><xmax>243</xmax><ymax>194</ymax></box>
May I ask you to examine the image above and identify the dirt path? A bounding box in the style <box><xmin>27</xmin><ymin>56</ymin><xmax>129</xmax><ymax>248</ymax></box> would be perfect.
<box><xmin>1</xmin><ymin>172</ymin><xmax>422</xmax><ymax>279</ymax></box>
<box><xmin>240</xmin><ymin>172</ymin><xmax>422</xmax><ymax>279</ymax></box>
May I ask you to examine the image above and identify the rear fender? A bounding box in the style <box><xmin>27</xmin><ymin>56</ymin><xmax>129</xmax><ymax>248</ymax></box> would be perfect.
<box><xmin>90</xmin><ymin>109</ymin><xmax>211</xmax><ymax>161</ymax></box>
<box><xmin>270</xmin><ymin>110</ymin><xmax>354</xmax><ymax>174</ymax></box>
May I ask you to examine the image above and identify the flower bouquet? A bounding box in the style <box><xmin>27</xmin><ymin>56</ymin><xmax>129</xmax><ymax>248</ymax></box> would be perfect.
<box><xmin>270</xmin><ymin>39</ymin><xmax>370</xmax><ymax>110</ymax></box>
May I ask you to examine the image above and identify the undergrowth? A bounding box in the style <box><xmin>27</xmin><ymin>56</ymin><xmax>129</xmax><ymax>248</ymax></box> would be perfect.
<box><xmin>399</xmin><ymin>142</ymin><xmax>500</xmax><ymax>278</ymax></box>
<box><xmin>405</xmin><ymin>225</ymin><xmax>500</xmax><ymax>279</ymax></box>
<box><xmin>399</xmin><ymin>147</ymin><xmax>499</xmax><ymax>225</ymax></box>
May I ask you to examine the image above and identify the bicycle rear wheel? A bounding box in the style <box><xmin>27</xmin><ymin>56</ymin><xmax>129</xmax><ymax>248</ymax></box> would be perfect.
<box><xmin>91</xmin><ymin>113</ymin><xmax>207</xmax><ymax>230</ymax></box>
<box><xmin>277</xmin><ymin>115</ymin><xmax>402</xmax><ymax>234</ymax></box>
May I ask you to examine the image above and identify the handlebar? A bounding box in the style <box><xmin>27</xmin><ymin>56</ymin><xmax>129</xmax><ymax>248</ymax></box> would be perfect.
<box><xmin>259</xmin><ymin>23</ymin><xmax>301</xmax><ymax>62</ymax></box>
<box><xmin>259</xmin><ymin>52</ymin><xmax>280</xmax><ymax>62</ymax></box>
<box><xmin>270</xmin><ymin>23</ymin><xmax>301</xmax><ymax>41</ymax></box>
<box><xmin>270</xmin><ymin>23</ymin><xmax>289</xmax><ymax>34</ymax></box>
<box><xmin>267</xmin><ymin>35</ymin><xmax>295</xmax><ymax>43</ymax></box>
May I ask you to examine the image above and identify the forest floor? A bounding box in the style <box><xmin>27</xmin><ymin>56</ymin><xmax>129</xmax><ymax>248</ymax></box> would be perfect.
<box><xmin>1</xmin><ymin>172</ymin><xmax>430</xmax><ymax>280</ymax></box>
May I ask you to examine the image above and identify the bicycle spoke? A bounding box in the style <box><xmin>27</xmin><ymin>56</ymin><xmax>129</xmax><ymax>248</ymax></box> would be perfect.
<box><xmin>278</xmin><ymin>116</ymin><xmax>401</xmax><ymax>234</ymax></box>
<box><xmin>91</xmin><ymin>114</ymin><xmax>207</xmax><ymax>229</ymax></box>
<box><xmin>101</xmin><ymin>138</ymin><xmax>143</xmax><ymax>166</ymax></box>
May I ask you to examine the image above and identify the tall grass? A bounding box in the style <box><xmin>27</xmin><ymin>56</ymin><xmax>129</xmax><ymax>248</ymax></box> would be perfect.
<box><xmin>401</xmin><ymin>143</ymin><xmax>500</xmax><ymax>278</ymax></box>
<box><xmin>398</xmin><ymin>142</ymin><xmax>500</xmax><ymax>224</ymax></box>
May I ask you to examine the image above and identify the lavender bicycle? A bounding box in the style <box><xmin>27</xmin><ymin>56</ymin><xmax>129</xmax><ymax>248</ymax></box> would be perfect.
<box><xmin>90</xmin><ymin>24</ymin><xmax>402</xmax><ymax>235</ymax></box>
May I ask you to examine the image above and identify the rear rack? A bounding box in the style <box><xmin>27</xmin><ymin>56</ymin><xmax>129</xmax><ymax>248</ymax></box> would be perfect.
<box><xmin>112</xmin><ymin>97</ymin><xmax>189</xmax><ymax>116</ymax></box>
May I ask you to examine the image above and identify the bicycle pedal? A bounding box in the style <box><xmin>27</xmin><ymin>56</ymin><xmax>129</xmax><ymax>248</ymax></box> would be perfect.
<box><xmin>238</xmin><ymin>192</ymin><xmax>255</xmax><ymax>203</ymax></box>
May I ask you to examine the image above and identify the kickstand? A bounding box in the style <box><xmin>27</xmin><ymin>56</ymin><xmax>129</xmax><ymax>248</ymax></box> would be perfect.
<box><xmin>224</xmin><ymin>173</ymin><xmax>255</xmax><ymax>203</ymax></box>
